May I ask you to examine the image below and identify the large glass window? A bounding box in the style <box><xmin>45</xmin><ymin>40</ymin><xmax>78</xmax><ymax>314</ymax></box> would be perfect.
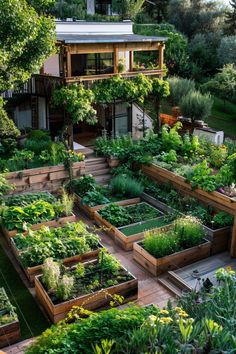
<box><xmin>71</xmin><ymin>53</ymin><xmax>114</xmax><ymax>76</ymax></box>
<box><xmin>95</xmin><ymin>0</ymin><xmax>112</xmax><ymax>15</ymax></box>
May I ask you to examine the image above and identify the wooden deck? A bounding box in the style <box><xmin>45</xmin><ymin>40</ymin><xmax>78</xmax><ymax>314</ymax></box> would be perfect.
<box><xmin>171</xmin><ymin>252</ymin><xmax>236</xmax><ymax>292</ymax></box>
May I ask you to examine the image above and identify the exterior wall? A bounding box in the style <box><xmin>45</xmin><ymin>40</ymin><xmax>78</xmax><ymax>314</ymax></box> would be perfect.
<box><xmin>132</xmin><ymin>103</ymin><xmax>153</xmax><ymax>139</ymax></box>
<box><xmin>43</xmin><ymin>54</ymin><xmax>60</xmax><ymax>77</ymax></box>
<box><xmin>56</xmin><ymin>21</ymin><xmax>133</xmax><ymax>35</ymax></box>
<box><xmin>193</xmin><ymin>128</ymin><xmax>224</xmax><ymax>145</ymax></box>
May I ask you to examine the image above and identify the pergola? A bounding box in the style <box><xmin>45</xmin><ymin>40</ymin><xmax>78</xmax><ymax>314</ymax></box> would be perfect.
<box><xmin>56</xmin><ymin>33</ymin><xmax>166</xmax><ymax>82</ymax></box>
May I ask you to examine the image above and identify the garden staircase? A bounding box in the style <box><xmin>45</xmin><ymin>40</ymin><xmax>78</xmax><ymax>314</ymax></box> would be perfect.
<box><xmin>158</xmin><ymin>271</ymin><xmax>192</xmax><ymax>297</ymax></box>
<box><xmin>84</xmin><ymin>156</ymin><xmax>112</xmax><ymax>185</ymax></box>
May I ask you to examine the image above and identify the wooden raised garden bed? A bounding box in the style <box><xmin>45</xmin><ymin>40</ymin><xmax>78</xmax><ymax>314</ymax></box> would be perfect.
<box><xmin>35</xmin><ymin>264</ymin><xmax>138</xmax><ymax>323</ymax></box>
<box><xmin>0</xmin><ymin>288</ymin><xmax>20</xmax><ymax>348</ymax></box>
<box><xmin>6</xmin><ymin>162</ymin><xmax>85</xmax><ymax>194</ymax></box>
<box><xmin>1</xmin><ymin>213</ymin><xmax>76</xmax><ymax>239</ymax></box>
<box><xmin>10</xmin><ymin>238</ymin><xmax>103</xmax><ymax>283</ymax></box>
<box><xmin>74</xmin><ymin>194</ymin><xmax>141</xmax><ymax>219</ymax></box>
<box><xmin>133</xmin><ymin>239</ymin><xmax>211</xmax><ymax>276</ymax></box>
<box><xmin>94</xmin><ymin>202</ymin><xmax>167</xmax><ymax>251</ymax></box>
<box><xmin>141</xmin><ymin>192</ymin><xmax>232</xmax><ymax>255</ymax></box>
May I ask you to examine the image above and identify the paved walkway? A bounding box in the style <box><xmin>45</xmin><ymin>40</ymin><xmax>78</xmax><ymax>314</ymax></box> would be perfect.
<box><xmin>3</xmin><ymin>208</ymin><xmax>174</xmax><ymax>353</ymax></box>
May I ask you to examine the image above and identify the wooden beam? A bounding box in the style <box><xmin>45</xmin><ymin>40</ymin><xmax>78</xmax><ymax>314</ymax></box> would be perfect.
<box><xmin>67</xmin><ymin>52</ymin><xmax>72</xmax><ymax>78</ymax></box>
<box><xmin>129</xmin><ymin>51</ymin><xmax>133</xmax><ymax>72</ymax></box>
<box><xmin>114</xmin><ymin>46</ymin><xmax>119</xmax><ymax>74</ymax></box>
<box><xmin>231</xmin><ymin>214</ymin><xmax>236</xmax><ymax>257</ymax></box>
<box><xmin>158</xmin><ymin>43</ymin><xmax>165</xmax><ymax>76</ymax></box>
<box><xmin>68</xmin><ymin>42</ymin><xmax>161</xmax><ymax>55</ymax></box>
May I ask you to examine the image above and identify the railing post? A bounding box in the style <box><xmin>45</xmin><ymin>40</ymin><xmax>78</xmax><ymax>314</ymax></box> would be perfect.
<box><xmin>114</xmin><ymin>45</ymin><xmax>119</xmax><ymax>74</ymax></box>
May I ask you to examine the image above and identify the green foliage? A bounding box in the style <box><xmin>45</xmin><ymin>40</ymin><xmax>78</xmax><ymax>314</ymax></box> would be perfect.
<box><xmin>143</xmin><ymin>216</ymin><xmax>205</xmax><ymax>258</ymax></box>
<box><xmin>225</xmin><ymin>0</ymin><xmax>236</xmax><ymax>35</ymax></box>
<box><xmin>99</xmin><ymin>204</ymin><xmax>132</xmax><ymax>227</ymax></box>
<box><xmin>66</xmin><ymin>175</ymin><xmax>96</xmax><ymax>197</ymax></box>
<box><xmin>42</xmin><ymin>258</ymin><xmax>60</xmax><ymax>289</ymax></box>
<box><xmin>24</xmin><ymin>130</ymin><xmax>51</xmax><ymax>154</ymax></box>
<box><xmin>112</xmin><ymin>0</ymin><xmax>144</xmax><ymax>20</ymax></box>
<box><xmin>167</xmin><ymin>77</ymin><xmax>195</xmax><ymax>106</ymax></box>
<box><xmin>0</xmin><ymin>98</ymin><xmax>20</xmax><ymax>138</ymax></box>
<box><xmin>161</xmin><ymin>122</ymin><xmax>183</xmax><ymax>151</ymax></box>
<box><xmin>50</xmin><ymin>0</ymin><xmax>86</xmax><ymax>19</ymax></box>
<box><xmin>82</xmin><ymin>190</ymin><xmax>110</xmax><ymax>207</ymax></box>
<box><xmin>187</xmin><ymin>160</ymin><xmax>217</xmax><ymax>192</ymax></box>
<box><xmin>180</xmin><ymin>90</ymin><xmax>213</xmax><ymax>123</ymax></box>
<box><xmin>0</xmin><ymin>287</ymin><xmax>18</xmax><ymax>326</ymax></box>
<box><xmin>110</xmin><ymin>175</ymin><xmax>144</xmax><ymax>198</ymax></box>
<box><xmin>212</xmin><ymin>211</ymin><xmax>234</xmax><ymax>228</ymax></box>
<box><xmin>52</xmin><ymin>84</ymin><xmax>97</xmax><ymax>139</ymax></box>
<box><xmin>0</xmin><ymin>0</ymin><xmax>56</xmax><ymax>93</ymax></box>
<box><xmin>3</xmin><ymin>191</ymin><xmax>56</xmax><ymax>207</ymax></box>
<box><xmin>203</xmin><ymin>64</ymin><xmax>236</xmax><ymax>103</ymax></box>
<box><xmin>218</xmin><ymin>36</ymin><xmax>236</xmax><ymax>66</ymax></box>
<box><xmin>0</xmin><ymin>174</ymin><xmax>14</xmax><ymax>197</ymax></box>
<box><xmin>15</xmin><ymin>222</ymin><xmax>99</xmax><ymax>267</ymax></box>
<box><xmin>134</xmin><ymin>23</ymin><xmax>189</xmax><ymax>76</ymax></box>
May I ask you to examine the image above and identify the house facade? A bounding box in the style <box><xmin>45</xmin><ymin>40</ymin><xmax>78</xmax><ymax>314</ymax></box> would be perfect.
<box><xmin>4</xmin><ymin>18</ymin><xmax>166</xmax><ymax>144</ymax></box>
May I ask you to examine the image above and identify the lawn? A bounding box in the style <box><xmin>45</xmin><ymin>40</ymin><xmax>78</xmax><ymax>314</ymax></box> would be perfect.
<box><xmin>205</xmin><ymin>97</ymin><xmax>236</xmax><ymax>138</ymax></box>
<box><xmin>120</xmin><ymin>217</ymin><xmax>168</xmax><ymax>236</ymax></box>
<box><xmin>0</xmin><ymin>241</ymin><xmax>49</xmax><ymax>340</ymax></box>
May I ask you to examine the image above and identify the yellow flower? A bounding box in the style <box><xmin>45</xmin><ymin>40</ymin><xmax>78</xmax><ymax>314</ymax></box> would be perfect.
<box><xmin>175</xmin><ymin>307</ymin><xmax>182</xmax><ymax>312</ymax></box>
<box><xmin>148</xmin><ymin>315</ymin><xmax>157</xmax><ymax>323</ymax></box>
<box><xmin>159</xmin><ymin>317</ymin><xmax>173</xmax><ymax>325</ymax></box>
<box><xmin>226</xmin><ymin>265</ymin><xmax>232</xmax><ymax>271</ymax></box>
<box><xmin>159</xmin><ymin>309</ymin><xmax>169</xmax><ymax>315</ymax></box>
<box><xmin>178</xmin><ymin>310</ymin><xmax>189</xmax><ymax>318</ymax></box>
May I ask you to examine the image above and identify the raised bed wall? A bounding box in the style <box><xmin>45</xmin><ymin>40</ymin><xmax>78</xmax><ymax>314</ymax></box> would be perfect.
<box><xmin>0</xmin><ymin>321</ymin><xmax>20</xmax><ymax>348</ymax></box>
<box><xmin>6</xmin><ymin>162</ymin><xmax>85</xmax><ymax>194</ymax></box>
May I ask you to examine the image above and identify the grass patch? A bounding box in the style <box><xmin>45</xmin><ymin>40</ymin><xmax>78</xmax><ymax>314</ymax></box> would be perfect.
<box><xmin>120</xmin><ymin>217</ymin><xmax>169</xmax><ymax>236</ymax></box>
<box><xmin>0</xmin><ymin>242</ymin><xmax>49</xmax><ymax>340</ymax></box>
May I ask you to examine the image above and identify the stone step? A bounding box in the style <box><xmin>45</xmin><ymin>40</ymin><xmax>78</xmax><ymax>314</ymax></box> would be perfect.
<box><xmin>85</xmin><ymin>162</ymin><xmax>109</xmax><ymax>171</ymax></box>
<box><xmin>85</xmin><ymin>168</ymin><xmax>111</xmax><ymax>177</ymax></box>
<box><xmin>95</xmin><ymin>174</ymin><xmax>112</xmax><ymax>185</ymax></box>
<box><xmin>85</xmin><ymin>157</ymin><xmax>107</xmax><ymax>164</ymax></box>
<box><xmin>158</xmin><ymin>276</ymin><xmax>182</xmax><ymax>298</ymax></box>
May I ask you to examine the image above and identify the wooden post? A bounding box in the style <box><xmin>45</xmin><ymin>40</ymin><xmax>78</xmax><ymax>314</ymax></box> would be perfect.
<box><xmin>67</xmin><ymin>51</ymin><xmax>72</xmax><ymax>77</ymax></box>
<box><xmin>129</xmin><ymin>51</ymin><xmax>133</xmax><ymax>72</ymax></box>
<box><xmin>158</xmin><ymin>43</ymin><xmax>165</xmax><ymax>77</ymax></box>
<box><xmin>230</xmin><ymin>214</ymin><xmax>236</xmax><ymax>257</ymax></box>
<box><xmin>114</xmin><ymin>46</ymin><xmax>119</xmax><ymax>74</ymax></box>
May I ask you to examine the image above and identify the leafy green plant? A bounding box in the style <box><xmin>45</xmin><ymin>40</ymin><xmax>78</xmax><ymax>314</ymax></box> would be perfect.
<box><xmin>0</xmin><ymin>287</ymin><xmax>18</xmax><ymax>326</ymax></box>
<box><xmin>110</xmin><ymin>175</ymin><xmax>144</xmax><ymax>198</ymax></box>
<box><xmin>1</xmin><ymin>200</ymin><xmax>58</xmax><ymax>231</ymax></box>
<box><xmin>174</xmin><ymin>216</ymin><xmax>205</xmax><ymax>249</ymax></box>
<box><xmin>0</xmin><ymin>174</ymin><xmax>14</xmax><ymax>197</ymax></box>
<box><xmin>14</xmin><ymin>222</ymin><xmax>100</xmax><ymax>267</ymax></box>
<box><xmin>3</xmin><ymin>192</ymin><xmax>56</xmax><ymax>207</ymax></box>
<box><xmin>59</xmin><ymin>188</ymin><xmax>74</xmax><ymax>216</ymax></box>
<box><xmin>56</xmin><ymin>275</ymin><xmax>74</xmax><ymax>301</ymax></box>
<box><xmin>188</xmin><ymin>160</ymin><xmax>217</xmax><ymax>192</ymax></box>
<box><xmin>66</xmin><ymin>175</ymin><xmax>96</xmax><ymax>197</ymax></box>
<box><xmin>82</xmin><ymin>190</ymin><xmax>110</xmax><ymax>207</ymax></box>
<box><xmin>211</xmin><ymin>212</ymin><xmax>234</xmax><ymax>228</ymax></box>
<box><xmin>42</xmin><ymin>258</ymin><xmax>60</xmax><ymax>290</ymax></box>
<box><xmin>99</xmin><ymin>204</ymin><xmax>132</xmax><ymax>227</ymax></box>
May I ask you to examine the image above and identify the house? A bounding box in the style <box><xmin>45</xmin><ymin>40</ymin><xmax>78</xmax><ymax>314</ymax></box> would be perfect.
<box><xmin>4</xmin><ymin>17</ymin><xmax>166</xmax><ymax>144</ymax></box>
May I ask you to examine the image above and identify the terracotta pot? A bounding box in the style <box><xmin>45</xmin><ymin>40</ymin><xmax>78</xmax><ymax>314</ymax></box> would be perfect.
<box><xmin>172</xmin><ymin>106</ymin><xmax>181</xmax><ymax>118</ymax></box>
<box><xmin>107</xmin><ymin>156</ymin><xmax>120</xmax><ymax>168</ymax></box>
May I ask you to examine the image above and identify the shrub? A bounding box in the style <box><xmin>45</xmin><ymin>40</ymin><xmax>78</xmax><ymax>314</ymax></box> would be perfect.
<box><xmin>24</xmin><ymin>130</ymin><xmax>51</xmax><ymax>154</ymax></box>
<box><xmin>143</xmin><ymin>230</ymin><xmax>179</xmax><ymax>258</ymax></box>
<box><xmin>212</xmin><ymin>212</ymin><xmax>234</xmax><ymax>228</ymax></box>
<box><xmin>82</xmin><ymin>190</ymin><xmax>110</xmax><ymax>207</ymax></box>
<box><xmin>66</xmin><ymin>175</ymin><xmax>96</xmax><ymax>197</ymax></box>
<box><xmin>167</xmin><ymin>77</ymin><xmax>195</xmax><ymax>106</ymax></box>
<box><xmin>174</xmin><ymin>216</ymin><xmax>205</xmax><ymax>249</ymax></box>
<box><xmin>110</xmin><ymin>175</ymin><xmax>144</xmax><ymax>198</ymax></box>
<box><xmin>99</xmin><ymin>204</ymin><xmax>132</xmax><ymax>227</ymax></box>
<box><xmin>180</xmin><ymin>90</ymin><xmax>213</xmax><ymax>123</ymax></box>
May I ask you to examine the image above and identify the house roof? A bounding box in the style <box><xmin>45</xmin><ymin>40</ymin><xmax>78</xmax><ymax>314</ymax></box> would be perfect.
<box><xmin>56</xmin><ymin>34</ymin><xmax>167</xmax><ymax>44</ymax></box>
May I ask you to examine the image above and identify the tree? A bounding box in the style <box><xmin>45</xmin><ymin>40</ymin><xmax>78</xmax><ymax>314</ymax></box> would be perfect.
<box><xmin>167</xmin><ymin>77</ymin><xmax>195</xmax><ymax>106</ymax></box>
<box><xmin>27</xmin><ymin>0</ymin><xmax>56</xmax><ymax>13</ymax></box>
<box><xmin>225</xmin><ymin>0</ymin><xmax>236</xmax><ymax>35</ymax></box>
<box><xmin>50</xmin><ymin>0</ymin><xmax>86</xmax><ymax>19</ymax></box>
<box><xmin>142</xmin><ymin>0</ymin><xmax>169</xmax><ymax>22</ymax></box>
<box><xmin>188</xmin><ymin>32</ymin><xmax>222</xmax><ymax>79</ymax></box>
<box><xmin>52</xmin><ymin>84</ymin><xmax>97</xmax><ymax>147</ymax></box>
<box><xmin>0</xmin><ymin>98</ymin><xmax>20</xmax><ymax>138</ymax></box>
<box><xmin>203</xmin><ymin>64</ymin><xmax>236</xmax><ymax>103</ymax></box>
<box><xmin>134</xmin><ymin>23</ymin><xmax>189</xmax><ymax>77</ymax></box>
<box><xmin>168</xmin><ymin>0</ymin><xmax>226</xmax><ymax>39</ymax></box>
<box><xmin>112</xmin><ymin>0</ymin><xmax>144</xmax><ymax>20</ymax></box>
<box><xmin>0</xmin><ymin>0</ymin><xmax>56</xmax><ymax>93</ymax></box>
<box><xmin>151</xmin><ymin>78</ymin><xmax>170</xmax><ymax>132</ymax></box>
<box><xmin>180</xmin><ymin>91</ymin><xmax>213</xmax><ymax>126</ymax></box>
<box><xmin>217</xmin><ymin>36</ymin><xmax>236</xmax><ymax>66</ymax></box>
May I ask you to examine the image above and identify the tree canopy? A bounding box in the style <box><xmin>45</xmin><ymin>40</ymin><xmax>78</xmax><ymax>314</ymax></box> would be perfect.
<box><xmin>225</xmin><ymin>0</ymin><xmax>236</xmax><ymax>35</ymax></box>
<box><xmin>0</xmin><ymin>0</ymin><xmax>56</xmax><ymax>93</ymax></box>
